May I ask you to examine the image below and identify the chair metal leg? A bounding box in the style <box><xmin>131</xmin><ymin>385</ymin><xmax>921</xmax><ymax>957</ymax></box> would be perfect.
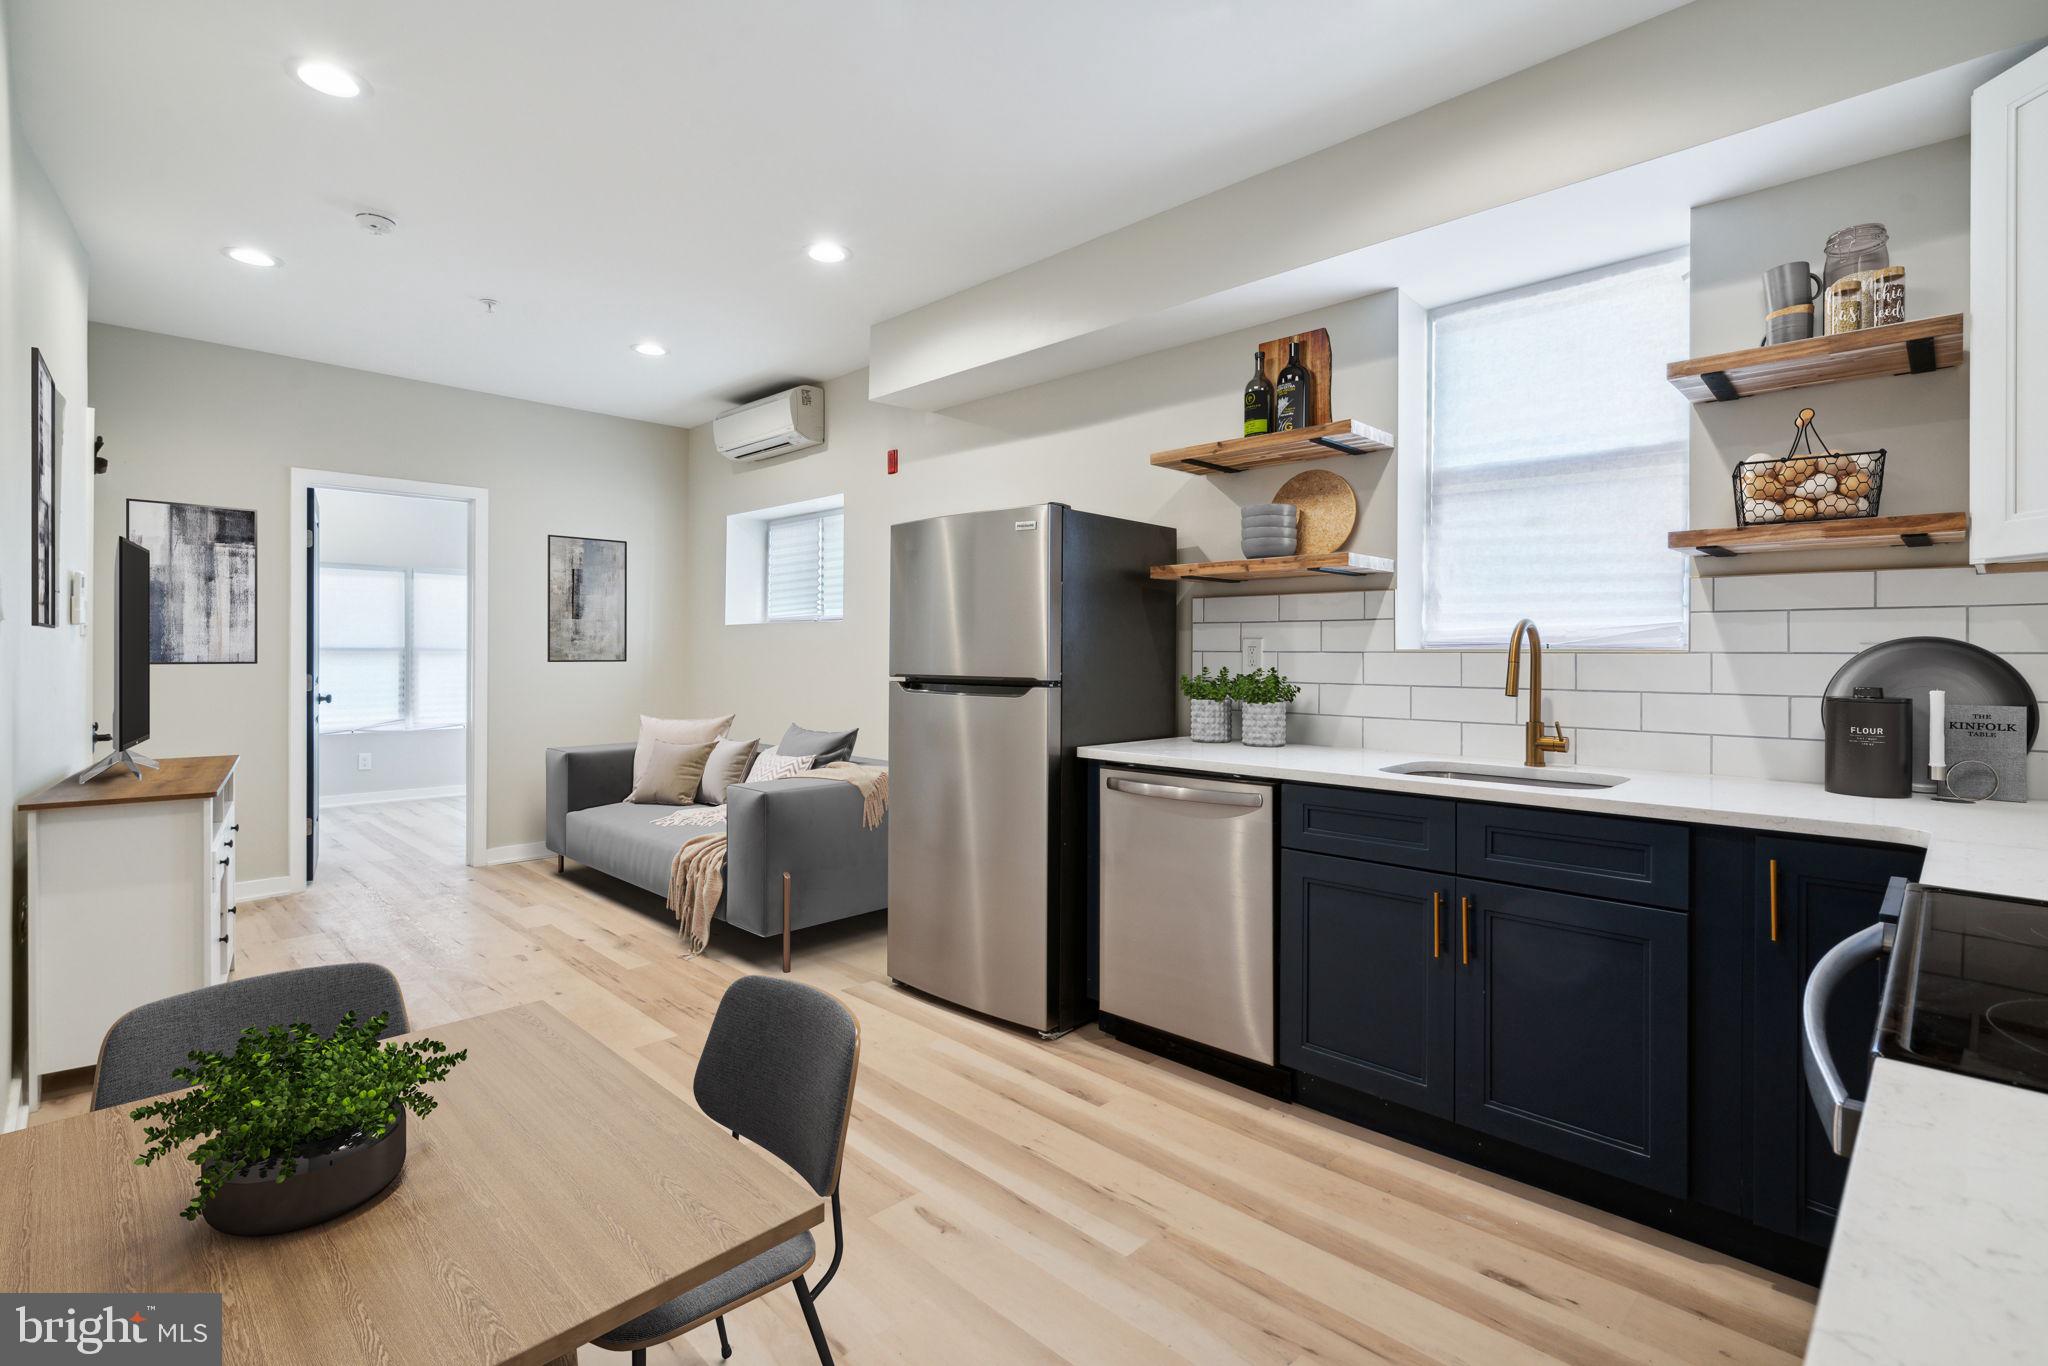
<box><xmin>792</xmin><ymin>1275</ymin><xmax>834</xmax><ymax>1365</ymax></box>
<box><xmin>781</xmin><ymin>872</ymin><xmax>792</xmax><ymax>973</ymax></box>
<box><xmin>557</xmin><ymin>854</ymin><xmax>565</xmax><ymax>873</ymax></box>
<box><xmin>715</xmin><ymin>1315</ymin><xmax>732</xmax><ymax>1359</ymax></box>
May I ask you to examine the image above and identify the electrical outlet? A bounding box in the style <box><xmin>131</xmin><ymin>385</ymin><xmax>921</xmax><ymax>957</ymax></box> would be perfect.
<box><xmin>357</xmin><ymin>752</ymin><xmax>373</xmax><ymax>771</ymax></box>
<box><xmin>1242</xmin><ymin>637</ymin><xmax>1264</xmax><ymax>672</ymax></box>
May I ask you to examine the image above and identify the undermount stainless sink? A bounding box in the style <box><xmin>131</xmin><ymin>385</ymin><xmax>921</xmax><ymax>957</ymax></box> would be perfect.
<box><xmin>1381</xmin><ymin>760</ymin><xmax>1628</xmax><ymax>791</ymax></box>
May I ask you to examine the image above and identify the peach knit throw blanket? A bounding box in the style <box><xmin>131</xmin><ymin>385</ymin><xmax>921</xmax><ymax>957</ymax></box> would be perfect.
<box><xmin>660</xmin><ymin>763</ymin><xmax>887</xmax><ymax>956</ymax></box>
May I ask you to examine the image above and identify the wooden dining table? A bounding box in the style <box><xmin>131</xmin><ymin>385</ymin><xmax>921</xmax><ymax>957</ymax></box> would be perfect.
<box><xmin>0</xmin><ymin>1002</ymin><xmax>824</xmax><ymax>1365</ymax></box>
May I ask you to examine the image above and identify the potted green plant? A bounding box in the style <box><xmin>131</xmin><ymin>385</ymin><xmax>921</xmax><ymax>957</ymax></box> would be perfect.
<box><xmin>1180</xmin><ymin>666</ymin><xmax>1235</xmax><ymax>742</ymax></box>
<box><xmin>130</xmin><ymin>1012</ymin><xmax>467</xmax><ymax>1235</ymax></box>
<box><xmin>1233</xmin><ymin>667</ymin><xmax>1300</xmax><ymax>747</ymax></box>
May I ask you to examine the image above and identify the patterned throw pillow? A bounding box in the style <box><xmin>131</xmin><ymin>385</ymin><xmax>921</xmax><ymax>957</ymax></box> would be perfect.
<box><xmin>746</xmin><ymin>749</ymin><xmax>816</xmax><ymax>783</ymax></box>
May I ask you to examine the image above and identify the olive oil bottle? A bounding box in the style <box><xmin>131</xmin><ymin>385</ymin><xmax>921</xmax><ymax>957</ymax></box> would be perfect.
<box><xmin>1273</xmin><ymin>340</ymin><xmax>1310</xmax><ymax>432</ymax></box>
<box><xmin>1242</xmin><ymin>351</ymin><xmax>1273</xmax><ymax>436</ymax></box>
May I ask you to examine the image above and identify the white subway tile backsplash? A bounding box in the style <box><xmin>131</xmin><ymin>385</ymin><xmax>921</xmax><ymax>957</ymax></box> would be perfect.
<box><xmin>1361</xmin><ymin>652</ymin><xmax>1466</xmax><ymax>686</ymax></box>
<box><xmin>1690</xmin><ymin>611</ymin><xmax>1788</xmax><ymax>653</ymax></box>
<box><xmin>1711</xmin><ymin>736</ymin><xmax>1825</xmax><ymax>783</ymax></box>
<box><xmin>1790</xmin><ymin>696</ymin><xmax>1825</xmax><ymax>741</ymax></box>
<box><xmin>1712</xmin><ymin>571</ymin><xmax>1874</xmax><ymax>612</ymax></box>
<box><xmin>1288</xmin><ymin>685</ymin><xmax>1320</xmax><ymax>715</ymax></box>
<box><xmin>1793</xmin><ymin>607</ymin><xmax>1966</xmax><ymax>653</ymax></box>
<box><xmin>1242</xmin><ymin>621</ymin><xmax>1323</xmax><ymax>653</ymax></box>
<box><xmin>1878</xmin><ymin>567</ymin><xmax>2048</xmax><ymax>607</ymax></box>
<box><xmin>1461</xmin><ymin>651</ymin><xmax>1576</xmax><ymax>690</ymax></box>
<box><xmin>1321</xmin><ymin>684</ymin><xmax>1410</xmax><ymax>719</ymax></box>
<box><xmin>1641</xmin><ymin>692</ymin><xmax>1787</xmax><ymax>737</ymax></box>
<box><xmin>1412</xmin><ymin>687</ymin><xmax>1517</xmax><ymax>724</ymax></box>
<box><xmin>1576</xmin><ymin>652</ymin><xmax>1712</xmax><ymax>693</ymax></box>
<box><xmin>1462</xmin><ymin>723</ymin><xmax>1571</xmax><ymax>764</ymax></box>
<box><xmin>1711</xmin><ymin>653</ymin><xmax>1851</xmax><ymax>697</ymax></box>
<box><xmin>1969</xmin><ymin>605</ymin><xmax>2048</xmax><ymax>654</ymax></box>
<box><xmin>1277</xmin><ymin>652</ymin><xmax>1364</xmax><ymax>685</ymax></box>
<box><xmin>1191</xmin><ymin>623</ymin><xmax>1240</xmax><ymax>653</ymax></box>
<box><xmin>1201</xmin><ymin>595</ymin><xmax>1281</xmax><ymax>622</ymax></box>
<box><xmin>1287</xmin><ymin>713</ymin><xmax>1364</xmax><ymax>748</ymax></box>
<box><xmin>1278</xmin><ymin>590</ymin><xmax>1367</xmax><ymax>620</ymax></box>
<box><xmin>1320</xmin><ymin>618</ymin><xmax>1395</xmax><ymax>652</ymax></box>
<box><xmin>1521</xmin><ymin>689</ymin><xmax>1640</xmax><ymax>729</ymax></box>
<box><xmin>1358</xmin><ymin>718</ymin><xmax>1464</xmax><ymax>753</ymax></box>
<box><xmin>1196</xmin><ymin>652</ymin><xmax>1238</xmax><ymax>675</ymax></box>
<box><xmin>1575</xmin><ymin>728</ymin><xmax>1713</xmax><ymax>774</ymax></box>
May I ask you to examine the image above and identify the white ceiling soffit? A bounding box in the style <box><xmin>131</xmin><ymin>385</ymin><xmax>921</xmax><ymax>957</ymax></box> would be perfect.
<box><xmin>4</xmin><ymin>0</ymin><xmax>1702</xmax><ymax>429</ymax></box>
<box><xmin>868</xmin><ymin>0</ymin><xmax>2048</xmax><ymax>412</ymax></box>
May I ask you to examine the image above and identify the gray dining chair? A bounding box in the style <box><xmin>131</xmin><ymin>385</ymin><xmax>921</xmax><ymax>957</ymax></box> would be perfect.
<box><xmin>594</xmin><ymin>975</ymin><xmax>860</xmax><ymax>1366</ymax></box>
<box><xmin>93</xmin><ymin>963</ymin><xmax>411</xmax><ymax>1111</ymax></box>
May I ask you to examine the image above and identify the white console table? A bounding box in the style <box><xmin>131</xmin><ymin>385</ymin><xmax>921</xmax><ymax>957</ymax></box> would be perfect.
<box><xmin>22</xmin><ymin>754</ymin><xmax>239</xmax><ymax>1109</ymax></box>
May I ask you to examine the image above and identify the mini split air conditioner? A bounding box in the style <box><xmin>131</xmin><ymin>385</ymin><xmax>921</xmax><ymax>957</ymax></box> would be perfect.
<box><xmin>713</xmin><ymin>385</ymin><xmax>825</xmax><ymax>461</ymax></box>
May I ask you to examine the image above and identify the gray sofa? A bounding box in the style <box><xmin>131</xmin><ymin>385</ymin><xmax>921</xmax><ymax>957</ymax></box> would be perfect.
<box><xmin>544</xmin><ymin>744</ymin><xmax>888</xmax><ymax>968</ymax></box>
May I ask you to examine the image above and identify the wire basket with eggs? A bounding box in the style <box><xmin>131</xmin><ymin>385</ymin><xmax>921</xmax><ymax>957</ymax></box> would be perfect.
<box><xmin>1732</xmin><ymin>407</ymin><xmax>1885</xmax><ymax>526</ymax></box>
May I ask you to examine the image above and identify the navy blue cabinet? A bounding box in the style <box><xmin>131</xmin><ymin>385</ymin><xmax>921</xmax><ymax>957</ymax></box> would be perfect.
<box><xmin>1750</xmin><ymin>835</ymin><xmax>1923</xmax><ymax>1242</ymax></box>
<box><xmin>1454</xmin><ymin>877</ymin><xmax>1690</xmax><ymax>1196</ymax></box>
<box><xmin>1283</xmin><ymin>785</ymin><xmax>1456</xmax><ymax>871</ymax></box>
<box><xmin>1280</xmin><ymin>852</ymin><xmax>1456</xmax><ymax>1118</ymax></box>
<box><xmin>1457</xmin><ymin>803</ymin><xmax>1690</xmax><ymax>910</ymax></box>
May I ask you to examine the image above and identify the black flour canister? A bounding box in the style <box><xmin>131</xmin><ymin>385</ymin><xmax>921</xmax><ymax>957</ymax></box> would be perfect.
<box><xmin>1824</xmin><ymin>688</ymin><xmax>1912</xmax><ymax>797</ymax></box>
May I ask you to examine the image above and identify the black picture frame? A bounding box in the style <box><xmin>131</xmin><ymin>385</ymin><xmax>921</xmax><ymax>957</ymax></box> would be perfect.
<box><xmin>546</xmin><ymin>534</ymin><xmax>628</xmax><ymax>662</ymax></box>
<box><xmin>29</xmin><ymin>348</ymin><xmax>57</xmax><ymax>628</ymax></box>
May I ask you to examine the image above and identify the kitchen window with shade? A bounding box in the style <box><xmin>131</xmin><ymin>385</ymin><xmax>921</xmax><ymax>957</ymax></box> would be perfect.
<box><xmin>764</xmin><ymin>507</ymin><xmax>845</xmax><ymax>622</ymax></box>
<box><xmin>316</xmin><ymin>565</ymin><xmax>468</xmax><ymax>732</ymax></box>
<box><xmin>1420</xmin><ymin>250</ymin><xmax>1691</xmax><ymax>650</ymax></box>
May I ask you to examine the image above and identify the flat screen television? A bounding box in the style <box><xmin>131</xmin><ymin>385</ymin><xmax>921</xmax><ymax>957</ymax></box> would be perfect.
<box><xmin>82</xmin><ymin>537</ymin><xmax>155</xmax><ymax>781</ymax></box>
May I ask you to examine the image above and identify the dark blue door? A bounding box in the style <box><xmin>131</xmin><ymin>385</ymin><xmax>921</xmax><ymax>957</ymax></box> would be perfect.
<box><xmin>1751</xmin><ymin>836</ymin><xmax>1923</xmax><ymax>1242</ymax></box>
<box><xmin>1454</xmin><ymin>877</ymin><xmax>1689</xmax><ymax>1195</ymax></box>
<box><xmin>1280</xmin><ymin>852</ymin><xmax>1456</xmax><ymax>1118</ymax></box>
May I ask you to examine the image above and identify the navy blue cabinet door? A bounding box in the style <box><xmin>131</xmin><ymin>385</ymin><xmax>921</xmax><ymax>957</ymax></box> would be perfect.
<box><xmin>1280</xmin><ymin>852</ymin><xmax>1456</xmax><ymax>1118</ymax></box>
<box><xmin>1454</xmin><ymin>877</ymin><xmax>1689</xmax><ymax>1196</ymax></box>
<box><xmin>1751</xmin><ymin>836</ymin><xmax>1924</xmax><ymax>1243</ymax></box>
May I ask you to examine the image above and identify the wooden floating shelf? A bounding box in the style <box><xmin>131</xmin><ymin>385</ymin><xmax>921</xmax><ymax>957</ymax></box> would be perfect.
<box><xmin>1669</xmin><ymin>511</ymin><xmax>1967</xmax><ymax>557</ymax></box>
<box><xmin>1151</xmin><ymin>552</ymin><xmax>1395</xmax><ymax>583</ymax></box>
<box><xmin>1151</xmin><ymin>419</ymin><xmax>1394</xmax><ymax>475</ymax></box>
<box><xmin>1667</xmin><ymin>314</ymin><xmax>1963</xmax><ymax>403</ymax></box>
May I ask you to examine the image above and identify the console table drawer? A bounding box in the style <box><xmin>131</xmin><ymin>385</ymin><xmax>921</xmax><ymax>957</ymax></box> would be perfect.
<box><xmin>1457</xmin><ymin>803</ymin><xmax>1688</xmax><ymax>909</ymax></box>
<box><xmin>1282</xmin><ymin>785</ymin><xmax>1455</xmax><ymax>872</ymax></box>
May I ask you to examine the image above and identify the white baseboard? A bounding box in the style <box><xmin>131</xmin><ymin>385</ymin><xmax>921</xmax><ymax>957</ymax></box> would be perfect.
<box><xmin>484</xmin><ymin>841</ymin><xmax>553</xmax><ymax>866</ymax></box>
<box><xmin>234</xmin><ymin>875</ymin><xmax>304</xmax><ymax>903</ymax></box>
<box><xmin>320</xmin><ymin>784</ymin><xmax>465</xmax><ymax>810</ymax></box>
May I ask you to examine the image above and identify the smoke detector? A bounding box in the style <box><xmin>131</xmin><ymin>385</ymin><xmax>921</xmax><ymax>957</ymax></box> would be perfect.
<box><xmin>355</xmin><ymin>211</ymin><xmax>398</xmax><ymax>236</ymax></box>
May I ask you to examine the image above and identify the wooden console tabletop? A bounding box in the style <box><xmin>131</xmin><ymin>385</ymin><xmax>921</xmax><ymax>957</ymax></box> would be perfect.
<box><xmin>20</xmin><ymin>754</ymin><xmax>237</xmax><ymax>812</ymax></box>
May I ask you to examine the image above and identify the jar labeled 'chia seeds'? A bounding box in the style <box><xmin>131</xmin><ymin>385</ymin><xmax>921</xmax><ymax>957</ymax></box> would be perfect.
<box><xmin>1867</xmin><ymin>266</ymin><xmax>1906</xmax><ymax>327</ymax></box>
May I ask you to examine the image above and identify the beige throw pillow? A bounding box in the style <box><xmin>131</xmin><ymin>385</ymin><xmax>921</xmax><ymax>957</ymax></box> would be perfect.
<box><xmin>699</xmin><ymin>737</ymin><xmax>761</xmax><ymax>805</ymax></box>
<box><xmin>635</xmin><ymin>713</ymin><xmax>735</xmax><ymax>789</ymax></box>
<box><xmin>628</xmin><ymin>739</ymin><xmax>717</xmax><ymax>805</ymax></box>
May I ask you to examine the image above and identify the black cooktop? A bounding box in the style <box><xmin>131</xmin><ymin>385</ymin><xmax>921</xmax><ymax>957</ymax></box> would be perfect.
<box><xmin>1877</xmin><ymin>884</ymin><xmax>2048</xmax><ymax>1094</ymax></box>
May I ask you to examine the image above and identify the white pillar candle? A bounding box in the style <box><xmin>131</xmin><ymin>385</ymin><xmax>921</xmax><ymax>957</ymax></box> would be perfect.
<box><xmin>1928</xmin><ymin>689</ymin><xmax>1947</xmax><ymax>770</ymax></box>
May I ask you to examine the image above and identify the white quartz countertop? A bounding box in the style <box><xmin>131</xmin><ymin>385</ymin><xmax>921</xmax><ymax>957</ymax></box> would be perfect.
<box><xmin>1075</xmin><ymin>738</ymin><xmax>2048</xmax><ymax>900</ymax></box>
<box><xmin>1804</xmin><ymin>1060</ymin><xmax>2048</xmax><ymax>1365</ymax></box>
<box><xmin>1079</xmin><ymin>737</ymin><xmax>2048</xmax><ymax>1360</ymax></box>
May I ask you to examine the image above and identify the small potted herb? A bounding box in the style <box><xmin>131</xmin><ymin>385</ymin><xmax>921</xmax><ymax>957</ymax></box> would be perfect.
<box><xmin>1232</xmin><ymin>667</ymin><xmax>1300</xmax><ymax>747</ymax></box>
<box><xmin>1180</xmin><ymin>666</ymin><xmax>1235</xmax><ymax>743</ymax></box>
<box><xmin>130</xmin><ymin>1012</ymin><xmax>467</xmax><ymax>1235</ymax></box>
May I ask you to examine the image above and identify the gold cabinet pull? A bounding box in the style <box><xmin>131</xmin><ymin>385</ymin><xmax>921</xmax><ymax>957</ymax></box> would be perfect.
<box><xmin>1460</xmin><ymin>896</ymin><xmax>1472</xmax><ymax>966</ymax></box>
<box><xmin>1768</xmin><ymin>858</ymin><xmax>1780</xmax><ymax>943</ymax></box>
<box><xmin>1431</xmin><ymin>891</ymin><xmax>1443</xmax><ymax>960</ymax></box>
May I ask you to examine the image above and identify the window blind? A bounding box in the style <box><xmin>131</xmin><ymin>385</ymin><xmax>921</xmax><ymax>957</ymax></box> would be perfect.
<box><xmin>765</xmin><ymin>510</ymin><xmax>845</xmax><ymax>622</ymax></box>
<box><xmin>1423</xmin><ymin>251</ymin><xmax>1691</xmax><ymax>650</ymax></box>
<box><xmin>316</xmin><ymin>565</ymin><xmax>468</xmax><ymax>731</ymax></box>
<box><xmin>411</xmin><ymin>570</ymin><xmax>468</xmax><ymax>729</ymax></box>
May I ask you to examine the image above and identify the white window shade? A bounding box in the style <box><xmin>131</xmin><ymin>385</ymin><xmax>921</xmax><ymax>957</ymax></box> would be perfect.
<box><xmin>412</xmin><ymin>570</ymin><xmax>468</xmax><ymax>729</ymax></box>
<box><xmin>1423</xmin><ymin>252</ymin><xmax>1691</xmax><ymax>650</ymax></box>
<box><xmin>319</xmin><ymin>566</ymin><xmax>405</xmax><ymax>730</ymax></box>
<box><xmin>765</xmin><ymin>510</ymin><xmax>845</xmax><ymax>622</ymax></box>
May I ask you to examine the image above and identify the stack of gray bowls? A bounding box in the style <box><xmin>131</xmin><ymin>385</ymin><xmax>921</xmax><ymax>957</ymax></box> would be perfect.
<box><xmin>1241</xmin><ymin>502</ymin><xmax>1299</xmax><ymax>559</ymax></box>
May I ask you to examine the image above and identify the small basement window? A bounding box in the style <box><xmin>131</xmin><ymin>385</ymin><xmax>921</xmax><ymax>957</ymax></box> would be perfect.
<box><xmin>725</xmin><ymin>494</ymin><xmax>845</xmax><ymax>625</ymax></box>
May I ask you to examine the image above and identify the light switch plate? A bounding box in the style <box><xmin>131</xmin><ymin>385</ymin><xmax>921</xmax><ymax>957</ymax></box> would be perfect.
<box><xmin>1242</xmin><ymin>637</ymin><xmax>1264</xmax><ymax>672</ymax></box>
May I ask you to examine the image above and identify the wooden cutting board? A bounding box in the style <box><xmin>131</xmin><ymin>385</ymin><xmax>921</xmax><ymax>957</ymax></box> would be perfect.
<box><xmin>1274</xmin><ymin>469</ymin><xmax>1356</xmax><ymax>554</ymax></box>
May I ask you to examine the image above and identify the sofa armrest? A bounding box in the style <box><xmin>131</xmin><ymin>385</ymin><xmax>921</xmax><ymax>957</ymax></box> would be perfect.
<box><xmin>546</xmin><ymin>743</ymin><xmax>635</xmax><ymax>855</ymax></box>
<box><xmin>722</xmin><ymin>778</ymin><xmax>889</xmax><ymax>936</ymax></box>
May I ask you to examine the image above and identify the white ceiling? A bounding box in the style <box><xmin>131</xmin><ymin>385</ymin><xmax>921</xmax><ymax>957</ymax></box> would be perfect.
<box><xmin>8</xmin><ymin>0</ymin><xmax>1688</xmax><ymax>428</ymax></box>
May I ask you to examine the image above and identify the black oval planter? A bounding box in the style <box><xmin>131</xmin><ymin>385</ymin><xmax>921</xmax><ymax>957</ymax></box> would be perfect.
<box><xmin>202</xmin><ymin>1112</ymin><xmax>406</xmax><ymax>1236</ymax></box>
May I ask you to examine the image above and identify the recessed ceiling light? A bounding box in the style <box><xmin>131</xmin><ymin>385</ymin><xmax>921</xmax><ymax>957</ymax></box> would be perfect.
<box><xmin>806</xmin><ymin>241</ymin><xmax>849</xmax><ymax>264</ymax></box>
<box><xmin>294</xmin><ymin>60</ymin><xmax>363</xmax><ymax>98</ymax></box>
<box><xmin>223</xmin><ymin>245</ymin><xmax>281</xmax><ymax>268</ymax></box>
<box><xmin>632</xmin><ymin>341</ymin><xmax>668</xmax><ymax>357</ymax></box>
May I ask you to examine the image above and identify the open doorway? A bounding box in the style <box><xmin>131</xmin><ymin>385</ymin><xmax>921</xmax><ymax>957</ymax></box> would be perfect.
<box><xmin>287</xmin><ymin>469</ymin><xmax>489</xmax><ymax>888</ymax></box>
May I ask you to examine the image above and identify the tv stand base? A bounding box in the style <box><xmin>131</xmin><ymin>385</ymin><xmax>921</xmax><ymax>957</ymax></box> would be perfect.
<box><xmin>78</xmin><ymin>748</ymin><xmax>159</xmax><ymax>783</ymax></box>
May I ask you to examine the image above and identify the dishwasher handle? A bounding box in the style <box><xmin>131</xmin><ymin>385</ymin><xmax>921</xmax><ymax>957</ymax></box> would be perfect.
<box><xmin>1105</xmin><ymin>776</ymin><xmax>1266</xmax><ymax>809</ymax></box>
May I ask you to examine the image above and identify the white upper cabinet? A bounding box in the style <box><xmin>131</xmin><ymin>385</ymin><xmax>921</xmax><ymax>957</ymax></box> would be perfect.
<box><xmin>1971</xmin><ymin>47</ymin><xmax>2048</xmax><ymax>566</ymax></box>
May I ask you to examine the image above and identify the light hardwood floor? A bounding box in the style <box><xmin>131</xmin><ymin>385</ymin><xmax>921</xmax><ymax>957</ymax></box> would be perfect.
<box><xmin>39</xmin><ymin>797</ymin><xmax>1817</xmax><ymax>1364</ymax></box>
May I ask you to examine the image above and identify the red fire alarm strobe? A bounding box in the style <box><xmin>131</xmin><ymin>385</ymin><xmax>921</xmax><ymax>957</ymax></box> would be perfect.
<box><xmin>887</xmin><ymin>448</ymin><xmax>899</xmax><ymax>475</ymax></box>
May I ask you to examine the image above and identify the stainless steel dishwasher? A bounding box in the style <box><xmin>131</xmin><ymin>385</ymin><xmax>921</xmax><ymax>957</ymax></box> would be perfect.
<box><xmin>1097</xmin><ymin>767</ymin><xmax>1275</xmax><ymax>1064</ymax></box>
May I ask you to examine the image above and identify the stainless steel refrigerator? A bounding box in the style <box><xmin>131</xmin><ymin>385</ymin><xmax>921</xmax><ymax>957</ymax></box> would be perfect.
<box><xmin>888</xmin><ymin>504</ymin><xmax>1176</xmax><ymax>1034</ymax></box>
